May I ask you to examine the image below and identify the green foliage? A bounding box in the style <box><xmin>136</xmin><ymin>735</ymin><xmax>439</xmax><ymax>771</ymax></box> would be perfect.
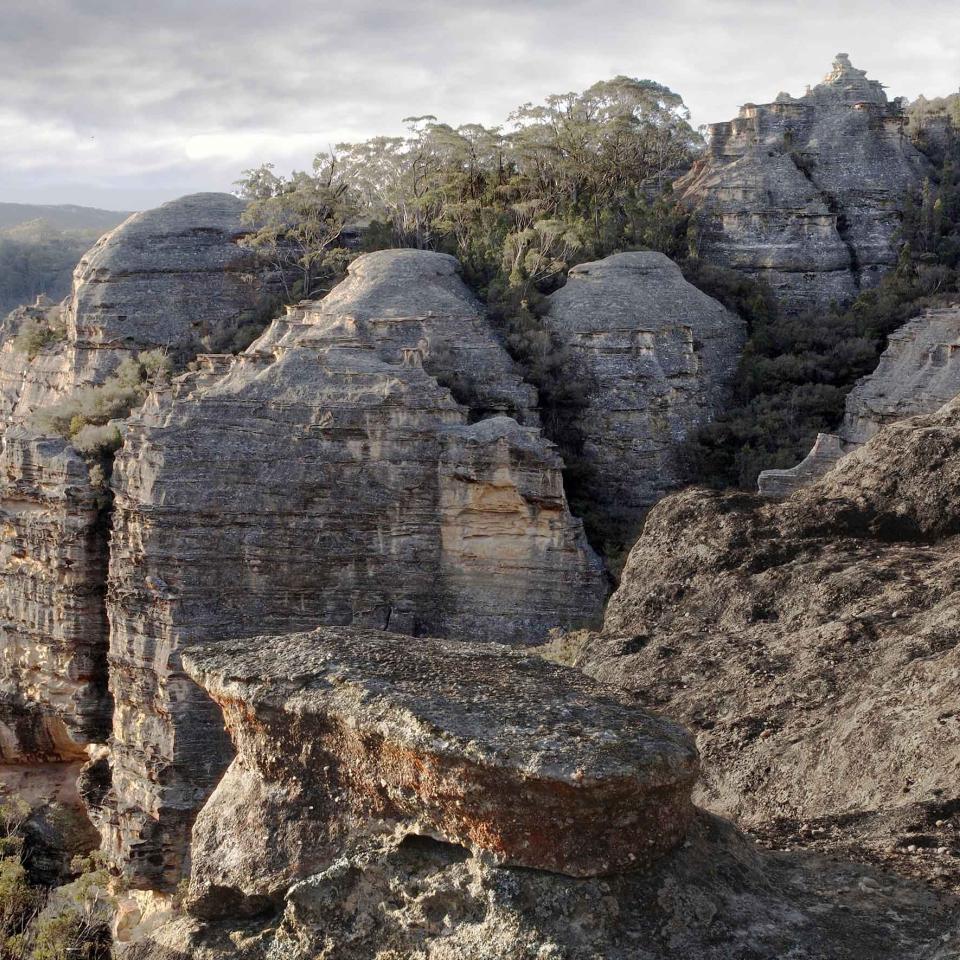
<box><xmin>33</xmin><ymin>349</ymin><xmax>172</xmax><ymax>459</ymax></box>
<box><xmin>235</xmin><ymin>162</ymin><xmax>357</xmax><ymax>301</ymax></box>
<box><xmin>236</xmin><ymin>77</ymin><xmax>701</xmax><ymax>565</ymax></box>
<box><xmin>12</xmin><ymin>310</ymin><xmax>68</xmax><ymax>360</ymax></box>
<box><xmin>0</xmin><ymin>794</ymin><xmax>114</xmax><ymax>960</ymax></box>
<box><xmin>0</xmin><ymin>225</ymin><xmax>96</xmax><ymax>319</ymax></box>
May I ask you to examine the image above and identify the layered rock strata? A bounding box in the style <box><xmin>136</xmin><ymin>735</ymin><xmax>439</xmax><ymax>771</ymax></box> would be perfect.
<box><xmin>178</xmin><ymin>626</ymin><xmax>698</xmax><ymax>915</ymax></box>
<box><xmin>542</xmin><ymin>251</ymin><xmax>744</xmax><ymax>522</ymax></box>
<box><xmin>759</xmin><ymin>302</ymin><xmax>960</xmax><ymax>495</ymax></box>
<box><xmin>99</xmin><ymin>249</ymin><xmax>606</xmax><ymax>889</ymax></box>
<box><xmin>0</xmin><ymin>428</ymin><xmax>110</xmax><ymax>762</ymax></box>
<box><xmin>570</xmin><ymin>396</ymin><xmax>960</xmax><ymax>871</ymax></box>
<box><xmin>676</xmin><ymin>54</ymin><xmax>930</xmax><ymax>313</ymax></box>
<box><xmin>0</xmin><ymin>193</ymin><xmax>268</xmax><ymax>430</ymax></box>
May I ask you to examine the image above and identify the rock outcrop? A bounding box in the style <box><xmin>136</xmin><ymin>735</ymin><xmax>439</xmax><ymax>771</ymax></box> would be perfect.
<box><xmin>569</xmin><ymin>397</ymin><xmax>960</xmax><ymax>881</ymax></box>
<box><xmin>0</xmin><ymin>193</ymin><xmax>268</xmax><ymax>430</ymax></box>
<box><xmin>98</xmin><ymin>249</ymin><xmax>606</xmax><ymax>889</ymax></box>
<box><xmin>178</xmin><ymin>626</ymin><xmax>698</xmax><ymax>916</ymax></box>
<box><xmin>120</xmin><ymin>631</ymin><xmax>957</xmax><ymax>960</ymax></box>
<box><xmin>542</xmin><ymin>251</ymin><xmax>744</xmax><ymax>524</ymax></box>
<box><xmin>676</xmin><ymin>54</ymin><xmax>930</xmax><ymax>313</ymax></box>
<box><xmin>0</xmin><ymin>428</ymin><xmax>110</xmax><ymax>762</ymax></box>
<box><xmin>758</xmin><ymin>301</ymin><xmax>960</xmax><ymax>495</ymax></box>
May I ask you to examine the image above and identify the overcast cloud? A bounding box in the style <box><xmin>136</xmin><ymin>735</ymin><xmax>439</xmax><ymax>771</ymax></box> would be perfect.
<box><xmin>1</xmin><ymin>0</ymin><xmax>958</xmax><ymax>210</ymax></box>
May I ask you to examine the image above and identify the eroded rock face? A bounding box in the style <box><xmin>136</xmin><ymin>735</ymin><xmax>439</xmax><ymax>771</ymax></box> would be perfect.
<box><xmin>0</xmin><ymin>428</ymin><xmax>110</xmax><ymax>762</ymax></box>
<box><xmin>66</xmin><ymin>193</ymin><xmax>263</xmax><ymax>381</ymax></box>
<box><xmin>100</xmin><ymin>249</ymin><xmax>606</xmax><ymax>889</ymax></box>
<box><xmin>676</xmin><ymin>54</ymin><xmax>930</xmax><ymax>313</ymax></box>
<box><xmin>0</xmin><ymin>193</ymin><xmax>267</xmax><ymax>430</ymax></box>
<box><xmin>571</xmin><ymin>397</ymin><xmax>960</xmax><ymax>873</ymax></box>
<box><xmin>543</xmin><ymin>251</ymin><xmax>744</xmax><ymax>524</ymax></box>
<box><xmin>178</xmin><ymin>626</ymin><xmax>698</xmax><ymax>915</ymax></box>
<box><xmin>283</xmin><ymin>248</ymin><xmax>539</xmax><ymax>424</ymax></box>
<box><xmin>758</xmin><ymin>302</ymin><xmax>960</xmax><ymax>495</ymax></box>
<box><xmin>124</xmin><ymin>813</ymin><xmax>959</xmax><ymax>960</ymax></box>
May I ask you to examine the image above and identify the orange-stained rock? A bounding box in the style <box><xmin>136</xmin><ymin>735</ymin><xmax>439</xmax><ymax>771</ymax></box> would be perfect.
<box><xmin>180</xmin><ymin>626</ymin><xmax>699</xmax><ymax>917</ymax></box>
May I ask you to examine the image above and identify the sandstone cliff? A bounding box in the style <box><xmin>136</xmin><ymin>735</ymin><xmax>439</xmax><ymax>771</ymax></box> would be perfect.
<box><xmin>676</xmin><ymin>54</ymin><xmax>930</xmax><ymax>313</ymax></box>
<box><xmin>569</xmin><ymin>397</ymin><xmax>960</xmax><ymax>884</ymax></box>
<box><xmin>758</xmin><ymin>301</ymin><xmax>960</xmax><ymax>495</ymax></box>
<box><xmin>543</xmin><ymin>251</ymin><xmax>744</xmax><ymax>527</ymax></box>
<box><xmin>96</xmin><ymin>249</ymin><xmax>606</xmax><ymax>889</ymax></box>
<box><xmin>0</xmin><ymin>193</ymin><xmax>268</xmax><ymax>430</ymax></box>
<box><xmin>0</xmin><ymin>428</ymin><xmax>109</xmax><ymax>763</ymax></box>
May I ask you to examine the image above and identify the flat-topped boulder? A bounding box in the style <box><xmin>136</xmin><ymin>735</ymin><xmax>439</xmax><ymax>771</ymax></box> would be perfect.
<box><xmin>179</xmin><ymin>626</ymin><xmax>698</xmax><ymax>914</ymax></box>
<box><xmin>543</xmin><ymin>251</ymin><xmax>744</xmax><ymax>531</ymax></box>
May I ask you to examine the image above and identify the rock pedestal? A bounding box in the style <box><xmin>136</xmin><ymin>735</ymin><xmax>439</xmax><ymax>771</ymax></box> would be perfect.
<box><xmin>181</xmin><ymin>626</ymin><xmax>699</xmax><ymax>915</ymax></box>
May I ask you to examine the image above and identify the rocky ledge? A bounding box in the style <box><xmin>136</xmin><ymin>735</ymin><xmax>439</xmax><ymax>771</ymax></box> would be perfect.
<box><xmin>568</xmin><ymin>395</ymin><xmax>960</xmax><ymax>883</ymax></box>
<box><xmin>177</xmin><ymin>626</ymin><xmax>699</xmax><ymax>916</ymax></box>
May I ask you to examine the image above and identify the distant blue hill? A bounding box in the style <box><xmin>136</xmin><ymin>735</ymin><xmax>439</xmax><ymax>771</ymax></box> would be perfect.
<box><xmin>0</xmin><ymin>202</ymin><xmax>130</xmax><ymax>235</ymax></box>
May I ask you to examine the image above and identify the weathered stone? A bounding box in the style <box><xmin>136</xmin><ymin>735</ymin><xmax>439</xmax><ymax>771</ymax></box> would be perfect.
<box><xmin>123</xmin><ymin>812</ymin><xmax>958</xmax><ymax>960</ymax></box>
<box><xmin>66</xmin><ymin>192</ymin><xmax>264</xmax><ymax>382</ymax></box>
<box><xmin>572</xmin><ymin>395</ymin><xmax>960</xmax><ymax>860</ymax></box>
<box><xmin>677</xmin><ymin>55</ymin><xmax>930</xmax><ymax>313</ymax></box>
<box><xmin>0</xmin><ymin>427</ymin><xmax>110</xmax><ymax>761</ymax></box>
<box><xmin>177</xmin><ymin>625</ymin><xmax>698</xmax><ymax>914</ymax></box>
<box><xmin>0</xmin><ymin>299</ymin><xmax>71</xmax><ymax>432</ymax></box>
<box><xmin>543</xmin><ymin>251</ymin><xmax>744</xmax><ymax>522</ymax></box>
<box><xmin>758</xmin><ymin>302</ymin><xmax>960</xmax><ymax>495</ymax></box>
<box><xmin>756</xmin><ymin>432</ymin><xmax>846</xmax><ymax>497</ymax></box>
<box><xmin>100</xmin><ymin>249</ymin><xmax>606</xmax><ymax>889</ymax></box>
<box><xmin>277</xmin><ymin>248</ymin><xmax>538</xmax><ymax>424</ymax></box>
<box><xmin>0</xmin><ymin>193</ymin><xmax>269</xmax><ymax>431</ymax></box>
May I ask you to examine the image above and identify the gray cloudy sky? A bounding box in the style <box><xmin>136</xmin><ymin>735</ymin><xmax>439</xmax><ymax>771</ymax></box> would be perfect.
<box><xmin>2</xmin><ymin>0</ymin><xmax>958</xmax><ymax>211</ymax></box>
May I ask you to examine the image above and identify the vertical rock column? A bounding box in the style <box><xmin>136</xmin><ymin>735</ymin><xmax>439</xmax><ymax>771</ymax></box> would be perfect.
<box><xmin>0</xmin><ymin>427</ymin><xmax>111</xmax><ymax>762</ymax></box>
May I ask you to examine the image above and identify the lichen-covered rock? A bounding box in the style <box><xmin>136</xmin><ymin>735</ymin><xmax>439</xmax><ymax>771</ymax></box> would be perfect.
<box><xmin>543</xmin><ymin>251</ymin><xmax>744</xmax><ymax>522</ymax></box>
<box><xmin>123</xmin><ymin>813</ymin><xmax>959</xmax><ymax>960</ymax></box>
<box><xmin>178</xmin><ymin>626</ymin><xmax>698</xmax><ymax>914</ymax></box>
<box><xmin>100</xmin><ymin>249</ymin><xmax>606</xmax><ymax>889</ymax></box>
<box><xmin>0</xmin><ymin>427</ymin><xmax>110</xmax><ymax>761</ymax></box>
<box><xmin>677</xmin><ymin>54</ymin><xmax>930</xmax><ymax>313</ymax></box>
<box><xmin>758</xmin><ymin>302</ymin><xmax>960</xmax><ymax>495</ymax></box>
<box><xmin>571</xmin><ymin>397</ymin><xmax>960</xmax><ymax>876</ymax></box>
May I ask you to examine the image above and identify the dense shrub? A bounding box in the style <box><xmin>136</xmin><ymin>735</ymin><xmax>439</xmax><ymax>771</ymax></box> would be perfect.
<box><xmin>0</xmin><ymin>797</ymin><xmax>112</xmax><ymax>960</ymax></box>
<box><xmin>33</xmin><ymin>349</ymin><xmax>172</xmax><ymax>459</ymax></box>
<box><xmin>12</xmin><ymin>310</ymin><xmax>68</xmax><ymax>360</ymax></box>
